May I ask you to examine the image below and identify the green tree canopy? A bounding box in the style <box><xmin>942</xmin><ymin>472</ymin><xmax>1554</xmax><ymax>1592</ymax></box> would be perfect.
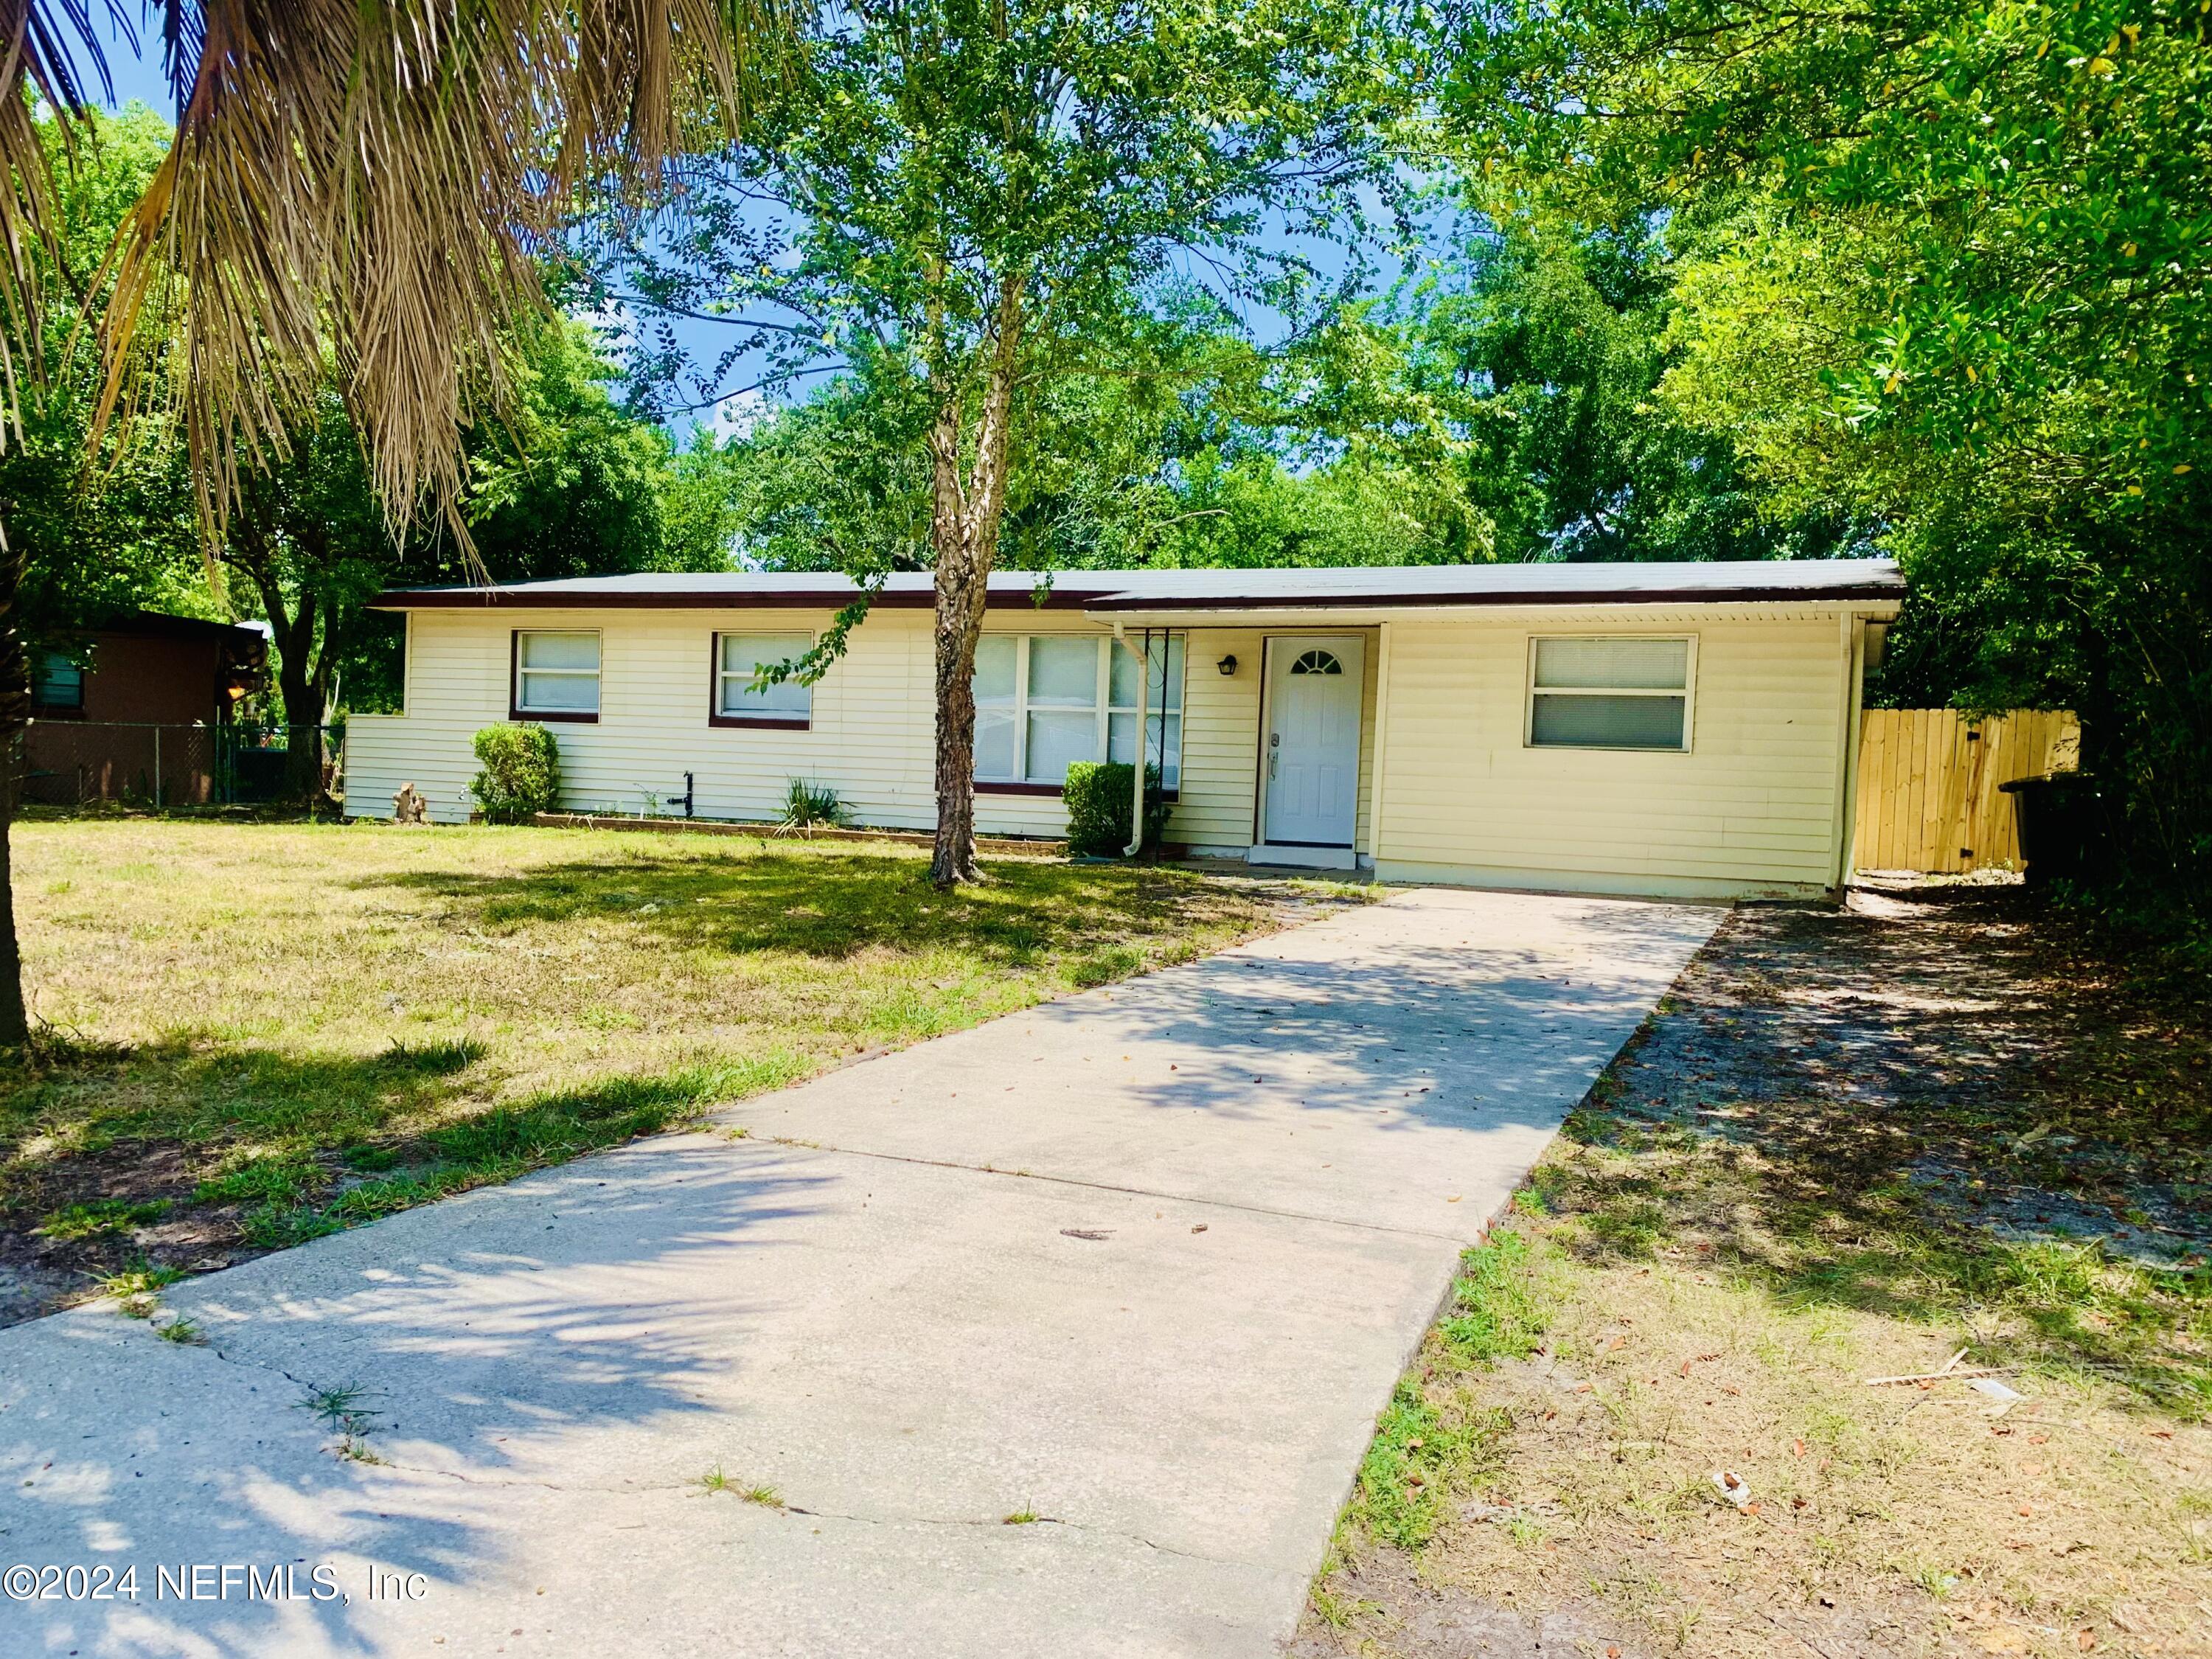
<box><xmin>1447</xmin><ymin>0</ymin><xmax>2212</xmax><ymax>899</ymax></box>
<box><xmin>605</xmin><ymin>0</ymin><xmax>1408</xmax><ymax>881</ymax></box>
<box><xmin>4</xmin><ymin>105</ymin><xmax>204</xmax><ymax>658</ymax></box>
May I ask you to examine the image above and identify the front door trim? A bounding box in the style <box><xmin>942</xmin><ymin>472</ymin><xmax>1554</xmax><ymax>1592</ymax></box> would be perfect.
<box><xmin>1253</xmin><ymin>632</ymin><xmax>1366</xmax><ymax>857</ymax></box>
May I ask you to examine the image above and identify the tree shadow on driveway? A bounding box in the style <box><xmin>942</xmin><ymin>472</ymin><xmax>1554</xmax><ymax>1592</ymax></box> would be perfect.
<box><xmin>1</xmin><ymin>1133</ymin><xmax>837</xmax><ymax>1657</ymax></box>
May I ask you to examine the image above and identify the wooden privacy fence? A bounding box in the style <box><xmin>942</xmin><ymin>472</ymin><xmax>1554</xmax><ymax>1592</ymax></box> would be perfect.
<box><xmin>1854</xmin><ymin>709</ymin><xmax>2080</xmax><ymax>874</ymax></box>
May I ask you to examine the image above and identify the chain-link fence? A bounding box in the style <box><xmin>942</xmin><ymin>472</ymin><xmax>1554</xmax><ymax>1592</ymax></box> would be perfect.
<box><xmin>18</xmin><ymin>720</ymin><xmax>340</xmax><ymax>809</ymax></box>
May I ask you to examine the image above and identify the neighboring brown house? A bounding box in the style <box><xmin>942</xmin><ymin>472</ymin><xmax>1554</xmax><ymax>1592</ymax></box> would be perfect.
<box><xmin>21</xmin><ymin>612</ymin><xmax>268</xmax><ymax>807</ymax></box>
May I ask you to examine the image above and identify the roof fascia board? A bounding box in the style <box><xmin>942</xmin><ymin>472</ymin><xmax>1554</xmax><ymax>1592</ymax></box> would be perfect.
<box><xmin>1080</xmin><ymin>584</ymin><xmax>1902</xmax><ymax>613</ymax></box>
<box><xmin>372</xmin><ymin>585</ymin><xmax>1903</xmax><ymax>619</ymax></box>
<box><xmin>369</xmin><ymin>586</ymin><xmax>1106</xmax><ymax>613</ymax></box>
<box><xmin>1078</xmin><ymin>599</ymin><xmax>1904</xmax><ymax>627</ymax></box>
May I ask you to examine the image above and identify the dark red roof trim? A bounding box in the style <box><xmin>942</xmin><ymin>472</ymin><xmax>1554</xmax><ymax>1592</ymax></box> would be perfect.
<box><xmin>375</xmin><ymin>586</ymin><xmax>1107</xmax><ymax>611</ymax></box>
<box><xmin>375</xmin><ymin>580</ymin><xmax>1899</xmax><ymax>613</ymax></box>
<box><xmin>1082</xmin><ymin>583</ymin><xmax>1905</xmax><ymax>611</ymax></box>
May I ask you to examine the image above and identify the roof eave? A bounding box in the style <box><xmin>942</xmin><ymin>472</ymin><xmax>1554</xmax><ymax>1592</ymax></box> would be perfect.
<box><xmin>371</xmin><ymin>577</ymin><xmax>1905</xmax><ymax>614</ymax></box>
<box><xmin>1083</xmin><ymin>583</ymin><xmax>1905</xmax><ymax>613</ymax></box>
<box><xmin>369</xmin><ymin>585</ymin><xmax>1109</xmax><ymax>611</ymax></box>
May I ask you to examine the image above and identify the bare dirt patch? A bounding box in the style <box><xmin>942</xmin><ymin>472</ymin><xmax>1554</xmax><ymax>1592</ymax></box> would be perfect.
<box><xmin>1295</xmin><ymin>880</ymin><xmax>2211</xmax><ymax>1659</ymax></box>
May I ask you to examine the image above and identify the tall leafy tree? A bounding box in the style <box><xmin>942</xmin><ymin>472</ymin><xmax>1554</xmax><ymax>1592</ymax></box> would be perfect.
<box><xmin>400</xmin><ymin>319</ymin><xmax>742</xmax><ymax>586</ymax></box>
<box><xmin>1374</xmin><ymin>218</ymin><xmax>1860</xmax><ymax>563</ymax></box>
<box><xmin>1447</xmin><ymin>0</ymin><xmax>2212</xmax><ymax>900</ymax></box>
<box><xmin>225</xmin><ymin>390</ymin><xmax>392</xmax><ymax>804</ymax></box>
<box><xmin>703</xmin><ymin>307</ymin><xmax>1490</xmax><ymax>577</ymax></box>
<box><xmin>4</xmin><ymin>106</ymin><xmax>204</xmax><ymax>656</ymax></box>
<box><xmin>611</xmin><ymin>0</ymin><xmax>1405</xmax><ymax>883</ymax></box>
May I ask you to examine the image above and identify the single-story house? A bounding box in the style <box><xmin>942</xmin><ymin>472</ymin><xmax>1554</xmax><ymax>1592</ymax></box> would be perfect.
<box><xmin>348</xmin><ymin>560</ymin><xmax>1904</xmax><ymax>900</ymax></box>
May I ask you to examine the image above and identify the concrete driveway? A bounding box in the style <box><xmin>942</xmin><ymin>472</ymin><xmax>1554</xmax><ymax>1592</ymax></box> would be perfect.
<box><xmin>0</xmin><ymin>888</ymin><xmax>1720</xmax><ymax>1658</ymax></box>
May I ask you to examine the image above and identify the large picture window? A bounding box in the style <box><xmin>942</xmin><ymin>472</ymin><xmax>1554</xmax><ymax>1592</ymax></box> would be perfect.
<box><xmin>512</xmin><ymin>630</ymin><xmax>600</xmax><ymax>720</ymax></box>
<box><xmin>973</xmin><ymin>633</ymin><xmax>1183</xmax><ymax>790</ymax></box>
<box><xmin>1527</xmin><ymin>636</ymin><xmax>1692</xmax><ymax>751</ymax></box>
<box><xmin>713</xmin><ymin>633</ymin><xmax>813</xmax><ymax>728</ymax></box>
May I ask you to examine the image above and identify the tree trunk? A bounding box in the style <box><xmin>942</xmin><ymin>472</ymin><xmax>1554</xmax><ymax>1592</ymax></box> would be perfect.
<box><xmin>278</xmin><ymin>647</ymin><xmax>327</xmax><ymax>807</ymax></box>
<box><xmin>0</xmin><ymin>565</ymin><xmax>31</xmax><ymax>1045</ymax></box>
<box><xmin>926</xmin><ymin>275</ymin><xmax>1025</xmax><ymax>888</ymax></box>
<box><xmin>236</xmin><ymin>535</ymin><xmax>329</xmax><ymax>811</ymax></box>
<box><xmin>0</xmin><ymin>788</ymin><xmax>24</xmax><ymax>1046</ymax></box>
<box><xmin>929</xmin><ymin>545</ymin><xmax>985</xmax><ymax>886</ymax></box>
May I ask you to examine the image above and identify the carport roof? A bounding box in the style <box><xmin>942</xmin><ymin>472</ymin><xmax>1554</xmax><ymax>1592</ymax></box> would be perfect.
<box><xmin>374</xmin><ymin>557</ymin><xmax>1903</xmax><ymax>611</ymax></box>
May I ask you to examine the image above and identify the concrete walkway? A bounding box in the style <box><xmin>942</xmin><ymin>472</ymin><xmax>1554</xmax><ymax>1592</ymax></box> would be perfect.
<box><xmin>0</xmin><ymin>888</ymin><xmax>1720</xmax><ymax>1659</ymax></box>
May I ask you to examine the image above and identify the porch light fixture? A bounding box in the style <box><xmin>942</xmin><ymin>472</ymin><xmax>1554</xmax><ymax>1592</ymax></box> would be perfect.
<box><xmin>1216</xmin><ymin>654</ymin><xmax>1238</xmax><ymax>676</ymax></box>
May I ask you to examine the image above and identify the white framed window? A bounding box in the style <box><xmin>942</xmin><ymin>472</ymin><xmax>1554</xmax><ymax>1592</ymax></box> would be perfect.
<box><xmin>1526</xmin><ymin>636</ymin><xmax>1694</xmax><ymax>751</ymax></box>
<box><xmin>714</xmin><ymin>633</ymin><xmax>813</xmax><ymax>727</ymax></box>
<box><xmin>1023</xmin><ymin>635</ymin><xmax>1099</xmax><ymax>784</ymax></box>
<box><xmin>974</xmin><ymin>633</ymin><xmax>1185</xmax><ymax>789</ymax></box>
<box><xmin>512</xmin><ymin>630</ymin><xmax>600</xmax><ymax>720</ymax></box>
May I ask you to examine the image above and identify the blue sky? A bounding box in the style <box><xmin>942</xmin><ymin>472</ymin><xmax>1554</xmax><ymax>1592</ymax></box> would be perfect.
<box><xmin>84</xmin><ymin>19</ymin><xmax>1421</xmax><ymax>445</ymax></box>
<box><xmin>86</xmin><ymin>12</ymin><xmax>170</xmax><ymax>113</ymax></box>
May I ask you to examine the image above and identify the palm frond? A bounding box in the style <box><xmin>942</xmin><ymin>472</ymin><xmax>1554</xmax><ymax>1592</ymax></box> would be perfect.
<box><xmin>0</xmin><ymin>0</ymin><xmax>126</xmax><ymax>461</ymax></box>
<box><xmin>90</xmin><ymin>0</ymin><xmax>793</xmax><ymax>546</ymax></box>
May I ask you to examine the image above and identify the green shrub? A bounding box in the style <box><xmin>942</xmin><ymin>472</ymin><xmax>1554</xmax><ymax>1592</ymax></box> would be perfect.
<box><xmin>470</xmin><ymin>723</ymin><xmax>563</xmax><ymax>824</ymax></box>
<box><xmin>1062</xmin><ymin>761</ymin><xmax>1166</xmax><ymax>856</ymax></box>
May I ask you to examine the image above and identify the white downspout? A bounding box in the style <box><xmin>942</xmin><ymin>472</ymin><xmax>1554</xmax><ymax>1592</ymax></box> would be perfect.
<box><xmin>1112</xmin><ymin>621</ymin><xmax>1147</xmax><ymax>858</ymax></box>
<box><xmin>1837</xmin><ymin>613</ymin><xmax>1868</xmax><ymax>891</ymax></box>
<box><xmin>1365</xmin><ymin>622</ymin><xmax>1391</xmax><ymax>876</ymax></box>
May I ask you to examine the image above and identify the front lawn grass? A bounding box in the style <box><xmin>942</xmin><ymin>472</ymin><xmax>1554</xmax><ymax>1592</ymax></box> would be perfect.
<box><xmin>1298</xmin><ymin>887</ymin><xmax>2212</xmax><ymax>1659</ymax></box>
<box><xmin>1</xmin><ymin>817</ymin><xmax>1304</xmax><ymax>1320</ymax></box>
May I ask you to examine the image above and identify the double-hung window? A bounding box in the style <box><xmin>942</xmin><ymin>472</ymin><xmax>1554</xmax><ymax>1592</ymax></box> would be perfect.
<box><xmin>713</xmin><ymin>633</ymin><xmax>813</xmax><ymax>728</ymax></box>
<box><xmin>512</xmin><ymin>630</ymin><xmax>600</xmax><ymax>720</ymax></box>
<box><xmin>1526</xmin><ymin>636</ymin><xmax>1693</xmax><ymax>751</ymax></box>
<box><xmin>974</xmin><ymin>633</ymin><xmax>1184</xmax><ymax>790</ymax></box>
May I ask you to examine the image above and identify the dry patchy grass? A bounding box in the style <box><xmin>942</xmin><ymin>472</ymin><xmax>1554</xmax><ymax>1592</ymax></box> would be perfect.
<box><xmin>1</xmin><ymin>817</ymin><xmax>1310</xmax><ymax>1321</ymax></box>
<box><xmin>1298</xmin><ymin>886</ymin><xmax>2211</xmax><ymax>1659</ymax></box>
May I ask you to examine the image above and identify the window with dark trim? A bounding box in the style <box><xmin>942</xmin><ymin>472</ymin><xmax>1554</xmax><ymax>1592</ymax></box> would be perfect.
<box><xmin>512</xmin><ymin>630</ymin><xmax>600</xmax><ymax>721</ymax></box>
<box><xmin>712</xmin><ymin>633</ymin><xmax>813</xmax><ymax>728</ymax></box>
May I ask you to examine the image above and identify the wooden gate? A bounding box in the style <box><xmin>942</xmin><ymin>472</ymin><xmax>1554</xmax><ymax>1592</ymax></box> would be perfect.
<box><xmin>1853</xmin><ymin>709</ymin><xmax>2080</xmax><ymax>874</ymax></box>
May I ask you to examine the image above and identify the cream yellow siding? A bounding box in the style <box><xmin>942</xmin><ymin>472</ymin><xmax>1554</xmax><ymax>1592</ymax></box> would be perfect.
<box><xmin>1164</xmin><ymin>627</ymin><xmax>1263</xmax><ymax>851</ymax></box>
<box><xmin>1162</xmin><ymin>627</ymin><xmax>1380</xmax><ymax>856</ymax></box>
<box><xmin>1371</xmin><ymin>612</ymin><xmax>1850</xmax><ymax>899</ymax></box>
<box><xmin>347</xmin><ymin>597</ymin><xmax>1864</xmax><ymax>899</ymax></box>
<box><xmin>347</xmin><ymin>606</ymin><xmax>1113</xmax><ymax>836</ymax></box>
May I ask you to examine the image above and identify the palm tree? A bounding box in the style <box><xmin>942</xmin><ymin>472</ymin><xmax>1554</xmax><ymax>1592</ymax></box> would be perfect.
<box><xmin>0</xmin><ymin>0</ymin><xmax>789</xmax><ymax>1043</ymax></box>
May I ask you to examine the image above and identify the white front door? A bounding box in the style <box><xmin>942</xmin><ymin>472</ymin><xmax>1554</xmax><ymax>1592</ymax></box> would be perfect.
<box><xmin>1262</xmin><ymin>636</ymin><xmax>1364</xmax><ymax>848</ymax></box>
